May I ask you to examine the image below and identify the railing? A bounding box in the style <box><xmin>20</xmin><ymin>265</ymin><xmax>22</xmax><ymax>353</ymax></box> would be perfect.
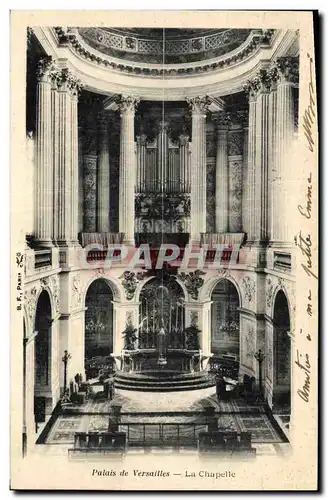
<box><xmin>34</xmin><ymin>249</ymin><xmax>52</xmax><ymax>269</ymax></box>
<box><xmin>120</xmin><ymin>422</ymin><xmax>206</xmax><ymax>447</ymax></box>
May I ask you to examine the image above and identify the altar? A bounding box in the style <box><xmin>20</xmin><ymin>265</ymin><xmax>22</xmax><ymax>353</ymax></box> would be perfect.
<box><xmin>120</xmin><ymin>348</ymin><xmax>205</xmax><ymax>373</ymax></box>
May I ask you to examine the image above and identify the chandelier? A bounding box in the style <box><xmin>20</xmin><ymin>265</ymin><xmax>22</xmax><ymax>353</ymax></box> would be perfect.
<box><xmin>219</xmin><ymin>321</ymin><xmax>239</xmax><ymax>333</ymax></box>
<box><xmin>85</xmin><ymin>314</ymin><xmax>107</xmax><ymax>334</ymax></box>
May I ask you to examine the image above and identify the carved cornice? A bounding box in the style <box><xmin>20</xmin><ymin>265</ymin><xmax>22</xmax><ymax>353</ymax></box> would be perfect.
<box><xmin>54</xmin><ymin>27</ymin><xmax>275</xmax><ymax>78</ymax></box>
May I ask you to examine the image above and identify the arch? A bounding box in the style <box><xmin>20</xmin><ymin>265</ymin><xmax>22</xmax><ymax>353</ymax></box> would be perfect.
<box><xmin>210</xmin><ymin>278</ymin><xmax>240</xmax><ymax>360</ymax></box>
<box><xmin>272</xmin><ymin>289</ymin><xmax>291</xmax><ymax>411</ymax></box>
<box><xmin>199</xmin><ymin>274</ymin><xmax>242</xmax><ymax>306</ymax></box>
<box><xmin>135</xmin><ymin>275</ymin><xmax>189</xmax><ymax>303</ymax></box>
<box><xmin>138</xmin><ymin>277</ymin><xmax>186</xmax><ymax>349</ymax></box>
<box><xmin>84</xmin><ymin>278</ymin><xmax>114</xmax><ymax>379</ymax></box>
<box><xmin>33</xmin><ymin>285</ymin><xmax>56</xmax><ymax>327</ymax></box>
<box><xmin>34</xmin><ymin>290</ymin><xmax>52</xmax><ymax>386</ymax></box>
<box><xmin>83</xmin><ymin>274</ymin><xmax>124</xmax><ymax>304</ymax></box>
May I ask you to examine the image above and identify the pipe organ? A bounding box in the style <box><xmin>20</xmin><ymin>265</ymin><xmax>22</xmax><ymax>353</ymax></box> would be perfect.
<box><xmin>135</xmin><ymin>122</ymin><xmax>191</xmax><ymax>234</ymax></box>
<box><xmin>135</xmin><ymin>124</ymin><xmax>191</xmax><ymax>194</ymax></box>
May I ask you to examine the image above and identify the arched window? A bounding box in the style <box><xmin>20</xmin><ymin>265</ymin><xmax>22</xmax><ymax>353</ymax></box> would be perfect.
<box><xmin>84</xmin><ymin>279</ymin><xmax>114</xmax><ymax>362</ymax></box>
<box><xmin>34</xmin><ymin>290</ymin><xmax>52</xmax><ymax>386</ymax></box>
<box><xmin>273</xmin><ymin>290</ymin><xmax>291</xmax><ymax>409</ymax></box>
<box><xmin>211</xmin><ymin>279</ymin><xmax>240</xmax><ymax>359</ymax></box>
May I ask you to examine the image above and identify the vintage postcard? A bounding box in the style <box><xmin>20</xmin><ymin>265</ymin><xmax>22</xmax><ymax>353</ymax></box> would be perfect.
<box><xmin>10</xmin><ymin>10</ymin><xmax>318</xmax><ymax>491</ymax></box>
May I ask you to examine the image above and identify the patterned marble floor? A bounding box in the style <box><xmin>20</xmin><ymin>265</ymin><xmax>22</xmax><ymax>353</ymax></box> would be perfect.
<box><xmin>42</xmin><ymin>388</ymin><xmax>288</xmax><ymax>448</ymax></box>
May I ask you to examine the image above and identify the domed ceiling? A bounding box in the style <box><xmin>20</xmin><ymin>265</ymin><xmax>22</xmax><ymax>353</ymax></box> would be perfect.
<box><xmin>77</xmin><ymin>27</ymin><xmax>252</xmax><ymax>64</ymax></box>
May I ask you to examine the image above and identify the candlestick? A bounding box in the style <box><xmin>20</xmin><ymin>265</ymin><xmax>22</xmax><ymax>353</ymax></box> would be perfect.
<box><xmin>169</xmin><ymin>300</ymin><xmax>172</xmax><ymax>333</ymax></box>
<box><xmin>146</xmin><ymin>300</ymin><xmax>149</xmax><ymax>331</ymax></box>
<box><xmin>153</xmin><ymin>302</ymin><xmax>155</xmax><ymax>332</ymax></box>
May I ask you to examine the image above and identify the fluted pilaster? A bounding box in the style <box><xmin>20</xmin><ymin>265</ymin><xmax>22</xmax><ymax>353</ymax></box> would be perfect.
<box><xmin>118</xmin><ymin>96</ymin><xmax>139</xmax><ymax>245</ymax></box>
<box><xmin>214</xmin><ymin>112</ymin><xmax>230</xmax><ymax>233</ymax></box>
<box><xmin>187</xmin><ymin>96</ymin><xmax>210</xmax><ymax>243</ymax></box>
<box><xmin>97</xmin><ymin>111</ymin><xmax>110</xmax><ymax>232</ymax></box>
<box><xmin>35</xmin><ymin>57</ymin><xmax>55</xmax><ymax>246</ymax></box>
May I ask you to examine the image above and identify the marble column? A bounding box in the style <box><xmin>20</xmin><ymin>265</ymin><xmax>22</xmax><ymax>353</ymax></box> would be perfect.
<box><xmin>274</xmin><ymin>57</ymin><xmax>299</xmax><ymax>243</ymax></box>
<box><xmin>254</xmin><ymin>70</ymin><xmax>270</xmax><ymax>243</ymax></box>
<box><xmin>35</xmin><ymin>57</ymin><xmax>55</xmax><ymax>247</ymax></box>
<box><xmin>56</xmin><ymin>68</ymin><xmax>82</xmax><ymax>245</ymax></box>
<box><xmin>118</xmin><ymin>96</ymin><xmax>139</xmax><ymax>245</ymax></box>
<box><xmin>51</xmin><ymin>66</ymin><xmax>59</xmax><ymax>244</ymax></box>
<box><xmin>188</xmin><ymin>96</ymin><xmax>209</xmax><ymax>243</ymax></box>
<box><xmin>136</xmin><ymin>132</ymin><xmax>147</xmax><ymax>192</ymax></box>
<box><xmin>70</xmin><ymin>83</ymin><xmax>80</xmax><ymax>244</ymax></box>
<box><xmin>97</xmin><ymin>111</ymin><xmax>110</xmax><ymax>233</ymax></box>
<box><xmin>214</xmin><ymin>112</ymin><xmax>230</xmax><ymax>233</ymax></box>
<box><xmin>243</xmin><ymin>81</ymin><xmax>258</xmax><ymax>243</ymax></box>
<box><xmin>179</xmin><ymin>133</ymin><xmax>189</xmax><ymax>193</ymax></box>
<box><xmin>267</xmin><ymin>67</ymin><xmax>278</xmax><ymax>242</ymax></box>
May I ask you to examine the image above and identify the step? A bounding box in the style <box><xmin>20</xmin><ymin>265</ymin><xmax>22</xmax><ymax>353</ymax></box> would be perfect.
<box><xmin>114</xmin><ymin>381</ymin><xmax>215</xmax><ymax>392</ymax></box>
<box><xmin>113</xmin><ymin>369</ymin><xmax>216</xmax><ymax>392</ymax></box>
<box><xmin>115</xmin><ymin>376</ymin><xmax>211</xmax><ymax>387</ymax></box>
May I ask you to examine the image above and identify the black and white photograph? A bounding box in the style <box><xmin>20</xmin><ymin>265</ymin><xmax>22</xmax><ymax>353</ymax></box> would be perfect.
<box><xmin>10</xmin><ymin>10</ymin><xmax>318</xmax><ymax>491</ymax></box>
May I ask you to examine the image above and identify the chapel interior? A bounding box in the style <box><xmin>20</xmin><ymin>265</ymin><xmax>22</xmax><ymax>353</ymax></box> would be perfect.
<box><xmin>21</xmin><ymin>26</ymin><xmax>299</xmax><ymax>458</ymax></box>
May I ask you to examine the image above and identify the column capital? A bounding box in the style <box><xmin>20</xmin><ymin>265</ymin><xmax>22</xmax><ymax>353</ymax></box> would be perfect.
<box><xmin>254</xmin><ymin>69</ymin><xmax>272</xmax><ymax>94</ymax></box>
<box><xmin>236</xmin><ymin>110</ymin><xmax>249</xmax><ymax>128</ymax></box>
<box><xmin>267</xmin><ymin>65</ymin><xmax>280</xmax><ymax>91</ymax></box>
<box><xmin>136</xmin><ymin>133</ymin><xmax>148</xmax><ymax>146</ymax></box>
<box><xmin>56</xmin><ymin>68</ymin><xmax>83</xmax><ymax>98</ymax></box>
<box><xmin>273</xmin><ymin>56</ymin><xmax>299</xmax><ymax>85</ymax></box>
<box><xmin>187</xmin><ymin>96</ymin><xmax>211</xmax><ymax>115</ymax></box>
<box><xmin>36</xmin><ymin>56</ymin><xmax>57</xmax><ymax>84</ymax></box>
<box><xmin>117</xmin><ymin>95</ymin><xmax>140</xmax><ymax>115</ymax></box>
<box><xmin>158</xmin><ymin>119</ymin><xmax>170</xmax><ymax>131</ymax></box>
<box><xmin>243</xmin><ymin>79</ymin><xmax>260</xmax><ymax>102</ymax></box>
<box><xmin>213</xmin><ymin>111</ymin><xmax>231</xmax><ymax>130</ymax></box>
<box><xmin>179</xmin><ymin>133</ymin><xmax>189</xmax><ymax>146</ymax></box>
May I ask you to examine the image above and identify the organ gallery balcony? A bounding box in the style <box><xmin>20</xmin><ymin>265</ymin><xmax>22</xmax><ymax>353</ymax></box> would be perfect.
<box><xmin>80</xmin><ymin>232</ymin><xmax>244</xmax><ymax>268</ymax></box>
